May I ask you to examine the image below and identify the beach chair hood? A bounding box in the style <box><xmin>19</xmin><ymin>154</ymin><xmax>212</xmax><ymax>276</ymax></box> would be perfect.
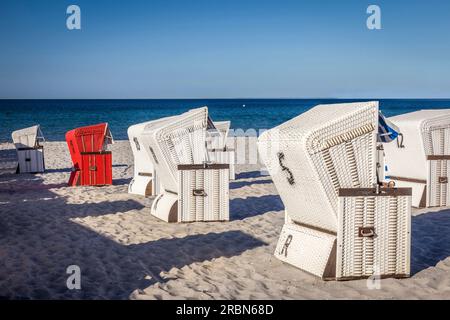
<box><xmin>258</xmin><ymin>101</ymin><xmax>379</xmax><ymax>233</ymax></box>
<box><xmin>140</xmin><ymin>107</ymin><xmax>209</xmax><ymax>193</ymax></box>
<box><xmin>12</xmin><ymin>125</ymin><xmax>45</xmax><ymax>149</ymax></box>
<box><xmin>65</xmin><ymin>123</ymin><xmax>113</xmax><ymax>167</ymax></box>
<box><xmin>65</xmin><ymin>123</ymin><xmax>113</xmax><ymax>186</ymax></box>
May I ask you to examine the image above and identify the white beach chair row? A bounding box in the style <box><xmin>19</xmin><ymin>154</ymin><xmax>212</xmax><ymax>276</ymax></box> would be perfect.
<box><xmin>10</xmin><ymin>102</ymin><xmax>450</xmax><ymax>281</ymax></box>
<box><xmin>257</xmin><ymin>101</ymin><xmax>450</xmax><ymax>280</ymax></box>
<box><xmin>126</xmin><ymin>102</ymin><xmax>449</xmax><ymax>281</ymax></box>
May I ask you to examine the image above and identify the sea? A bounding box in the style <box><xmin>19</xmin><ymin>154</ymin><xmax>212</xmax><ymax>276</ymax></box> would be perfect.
<box><xmin>1</xmin><ymin>99</ymin><xmax>450</xmax><ymax>142</ymax></box>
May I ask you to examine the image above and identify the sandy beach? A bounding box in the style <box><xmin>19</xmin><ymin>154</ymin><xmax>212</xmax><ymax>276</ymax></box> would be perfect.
<box><xmin>1</xmin><ymin>140</ymin><xmax>450</xmax><ymax>300</ymax></box>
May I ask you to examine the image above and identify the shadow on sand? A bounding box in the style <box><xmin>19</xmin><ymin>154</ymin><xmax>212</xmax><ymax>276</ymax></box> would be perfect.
<box><xmin>0</xmin><ymin>175</ymin><xmax>267</xmax><ymax>299</ymax></box>
<box><xmin>3</xmin><ymin>168</ymin><xmax>450</xmax><ymax>297</ymax></box>
<box><xmin>230</xmin><ymin>195</ymin><xmax>284</xmax><ymax>221</ymax></box>
<box><xmin>113</xmin><ymin>178</ymin><xmax>132</xmax><ymax>186</ymax></box>
<box><xmin>230</xmin><ymin>179</ymin><xmax>272</xmax><ymax>190</ymax></box>
<box><xmin>0</xmin><ymin>147</ymin><xmax>18</xmax><ymax>175</ymax></box>
<box><xmin>411</xmin><ymin>209</ymin><xmax>450</xmax><ymax>275</ymax></box>
<box><xmin>235</xmin><ymin>171</ymin><xmax>268</xmax><ymax>180</ymax></box>
<box><xmin>43</xmin><ymin>168</ymin><xmax>72</xmax><ymax>173</ymax></box>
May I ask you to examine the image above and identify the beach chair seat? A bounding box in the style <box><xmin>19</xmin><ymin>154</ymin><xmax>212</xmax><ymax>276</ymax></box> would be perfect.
<box><xmin>12</xmin><ymin>125</ymin><xmax>45</xmax><ymax>174</ymax></box>
<box><xmin>384</xmin><ymin>110</ymin><xmax>450</xmax><ymax>207</ymax></box>
<box><xmin>258</xmin><ymin>101</ymin><xmax>411</xmax><ymax>280</ymax></box>
<box><xmin>140</xmin><ymin>107</ymin><xmax>230</xmax><ymax>223</ymax></box>
<box><xmin>66</xmin><ymin>123</ymin><xmax>113</xmax><ymax>186</ymax></box>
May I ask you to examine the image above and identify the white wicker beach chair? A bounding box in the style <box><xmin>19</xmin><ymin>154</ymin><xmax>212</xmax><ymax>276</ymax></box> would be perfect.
<box><xmin>140</xmin><ymin>107</ymin><xmax>230</xmax><ymax>223</ymax></box>
<box><xmin>207</xmin><ymin>120</ymin><xmax>235</xmax><ymax>180</ymax></box>
<box><xmin>258</xmin><ymin>101</ymin><xmax>411</xmax><ymax>280</ymax></box>
<box><xmin>384</xmin><ymin>109</ymin><xmax>450</xmax><ymax>207</ymax></box>
<box><xmin>12</xmin><ymin>125</ymin><xmax>45</xmax><ymax>173</ymax></box>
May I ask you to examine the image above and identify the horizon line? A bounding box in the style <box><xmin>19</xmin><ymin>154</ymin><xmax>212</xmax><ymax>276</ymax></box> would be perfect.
<box><xmin>1</xmin><ymin>97</ymin><xmax>450</xmax><ymax>101</ymax></box>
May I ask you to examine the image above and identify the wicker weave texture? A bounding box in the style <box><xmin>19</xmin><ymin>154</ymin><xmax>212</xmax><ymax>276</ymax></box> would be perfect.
<box><xmin>422</xmin><ymin>115</ymin><xmax>450</xmax><ymax>156</ymax></box>
<box><xmin>428</xmin><ymin>159</ymin><xmax>450</xmax><ymax>207</ymax></box>
<box><xmin>178</xmin><ymin>167</ymin><xmax>230</xmax><ymax>222</ymax></box>
<box><xmin>157</xmin><ymin>109</ymin><xmax>208</xmax><ymax>175</ymax></box>
<box><xmin>337</xmin><ymin>194</ymin><xmax>411</xmax><ymax>279</ymax></box>
<box><xmin>141</xmin><ymin>107</ymin><xmax>209</xmax><ymax>193</ymax></box>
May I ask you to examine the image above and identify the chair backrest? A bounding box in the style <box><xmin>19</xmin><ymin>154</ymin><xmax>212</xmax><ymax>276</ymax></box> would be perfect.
<box><xmin>141</xmin><ymin>107</ymin><xmax>209</xmax><ymax>193</ymax></box>
<box><xmin>12</xmin><ymin>125</ymin><xmax>44</xmax><ymax>149</ymax></box>
<box><xmin>258</xmin><ymin>101</ymin><xmax>379</xmax><ymax>233</ymax></box>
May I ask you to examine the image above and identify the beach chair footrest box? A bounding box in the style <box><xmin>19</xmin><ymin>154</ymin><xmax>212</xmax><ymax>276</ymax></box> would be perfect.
<box><xmin>16</xmin><ymin>147</ymin><xmax>45</xmax><ymax>173</ymax></box>
<box><xmin>79</xmin><ymin>152</ymin><xmax>112</xmax><ymax>186</ymax></box>
<box><xmin>177</xmin><ymin>164</ymin><xmax>230</xmax><ymax>222</ymax></box>
<box><xmin>274</xmin><ymin>222</ymin><xmax>337</xmax><ymax>279</ymax></box>
<box><xmin>275</xmin><ymin>187</ymin><xmax>411</xmax><ymax>280</ymax></box>
<box><xmin>336</xmin><ymin>187</ymin><xmax>411</xmax><ymax>280</ymax></box>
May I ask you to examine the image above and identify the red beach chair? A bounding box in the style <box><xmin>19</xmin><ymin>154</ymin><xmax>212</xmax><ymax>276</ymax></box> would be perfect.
<box><xmin>66</xmin><ymin>123</ymin><xmax>113</xmax><ymax>186</ymax></box>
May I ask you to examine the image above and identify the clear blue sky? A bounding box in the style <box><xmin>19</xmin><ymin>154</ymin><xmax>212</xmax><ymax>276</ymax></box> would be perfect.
<box><xmin>0</xmin><ymin>0</ymin><xmax>449</xmax><ymax>99</ymax></box>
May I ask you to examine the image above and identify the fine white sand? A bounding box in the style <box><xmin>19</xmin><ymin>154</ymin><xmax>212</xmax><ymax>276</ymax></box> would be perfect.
<box><xmin>1</xmin><ymin>141</ymin><xmax>450</xmax><ymax>299</ymax></box>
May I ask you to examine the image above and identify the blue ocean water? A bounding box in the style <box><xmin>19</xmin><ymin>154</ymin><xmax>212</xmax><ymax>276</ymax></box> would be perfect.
<box><xmin>1</xmin><ymin>99</ymin><xmax>450</xmax><ymax>142</ymax></box>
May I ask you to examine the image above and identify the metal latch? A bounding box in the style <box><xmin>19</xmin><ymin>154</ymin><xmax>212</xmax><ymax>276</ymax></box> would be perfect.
<box><xmin>358</xmin><ymin>227</ymin><xmax>375</xmax><ymax>238</ymax></box>
<box><xmin>439</xmin><ymin>177</ymin><xmax>448</xmax><ymax>184</ymax></box>
<box><xmin>89</xmin><ymin>166</ymin><xmax>97</xmax><ymax>171</ymax></box>
<box><xmin>192</xmin><ymin>189</ymin><xmax>207</xmax><ymax>197</ymax></box>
